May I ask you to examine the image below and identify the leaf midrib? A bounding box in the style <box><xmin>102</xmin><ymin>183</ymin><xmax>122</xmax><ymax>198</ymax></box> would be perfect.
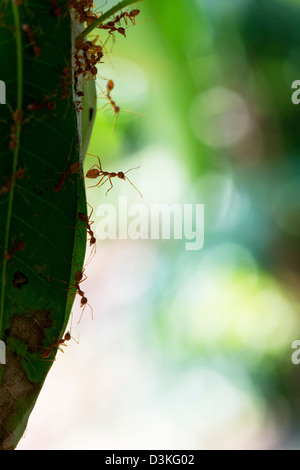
<box><xmin>0</xmin><ymin>1</ymin><xmax>23</xmax><ymax>335</ymax></box>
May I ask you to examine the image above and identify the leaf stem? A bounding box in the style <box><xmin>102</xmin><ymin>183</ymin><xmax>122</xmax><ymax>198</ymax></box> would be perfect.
<box><xmin>76</xmin><ymin>0</ymin><xmax>142</xmax><ymax>41</ymax></box>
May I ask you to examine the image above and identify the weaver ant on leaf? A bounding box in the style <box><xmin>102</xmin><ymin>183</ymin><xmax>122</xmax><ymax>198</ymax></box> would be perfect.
<box><xmin>78</xmin><ymin>202</ymin><xmax>96</xmax><ymax>264</ymax></box>
<box><xmin>22</xmin><ymin>24</ymin><xmax>41</xmax><ymax>57</ymax></box>
<box><xmin>68</xmin><ymin>269</ymin><xmax>93</xmax><ymax>324</ymax></box>
<box><xmin>41</xmin><ymin>331</ymin><xmax>72</xmax><ymax>360</ymax></box>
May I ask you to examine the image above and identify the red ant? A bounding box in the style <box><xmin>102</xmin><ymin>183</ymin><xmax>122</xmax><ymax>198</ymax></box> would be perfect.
<box><xmin>5</xmin><ymin>240</ymin><xmax>26</xmax><ymax>261</ymax></box>
<box><xmin>51</xmin><ymin>0</ymin><xmax>62</xmax><ymax>18</ymax></box>
<box><xmin>98</xmin><ymin>79</ymin><xmax>143</xmax><ymax>130</ymax></box>
<box><xmin>114</xmin><ymin>9</ymin><xmax>140</xmax><ymax>26</ymax></box>
<box><xmin>69</xmin><ymin>0</ymin><xmax>95</xmax><ymax>23</ymax></box>
<box><xmin>0</xmin><ymin>179</ymin><xmax>11</xmax><ymax>198</ymax></box>
<box><xmin>9</xmin><ymin>108</ymin><xmax>22</xmax><ymax>151</ymax></box>
<box><xmin>128</xmin><ymin>9</ymin><xmax>140</xmax><ymax>24</ymax></box>
<box><xmin>85</xmin><ymin>154</ymin><xmax>143</xmax><ymax>197</ymax></box>
<box><xmin>2</xmin><ymin>168</ymin><xmax>26</xmax><ymax>194</ymax></box>
<box><xmin>52</xmin><ymin>267</ymin><xmax>92</xmax><ymax>323</ymax></box>
<box><xmin>51</xmin><ymin>139</ymin><xmax>80</xmax><ymax>192</ymax></box>
<box><xmin>98</xmin><ymin>21</ymin><xmax>126</xmax><ymax>37</ymax></box>
<box><xmin>53</xmin><ymin>140</ymin><xmax>80</xmax><ymax>192</ymax></box>
<box><xmin>41</xmin><ymin>331</ymin><xmax>72</xmax><ymax>360</ymax></box>
<box><xmin>106</xmin><ymin>79</ymin><xmax>120</xmax><ymax>112</ymax></box>
<box><xmin>0</xmin><ymin>168</ymin><xmax>26</xmax><ymax>198</ymax></box>
<box><xmin>99</xmin><ymin>79</ymin><xmax>120</xmax><ymax>130</ymax></box>
<box><xmin>53</xmin><ymin>162</ymin><xmax>81</xmax><ymax>193</ymax></box>
<box><xmin>22</xmin><ymin>24</ymin><xmax>41</xmax><ymax>57</ymax></box>
<box><xmin>60</xmin><ymin>65</ymin><xmax>72</xmax><ymax>100</ymax></box>
<box><xmin>78</xmin><ymin>203</ymin><xmax>96</xmax><ymax>263</ymax></box>
<box><xmin>68</xmin><ymin>269</ymin><xmax>93</xmax><ymax>323</ymax></box>
<box><xmin>74</xmin><ymin>38</ymin><xmax>104</xmax><ymax>80</ymax></box>
<box><xmin>27</xmin><ymin>101</ymin><xmax>56</xmax><ymax>112</ymax></box>
<box><xmin>97</xmin><ymin>7</ymin><xmax>140</xmax><ymax>39</ymax></box>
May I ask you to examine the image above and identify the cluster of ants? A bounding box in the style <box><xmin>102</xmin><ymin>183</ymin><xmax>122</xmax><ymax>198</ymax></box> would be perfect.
<box><xmin>69</xmin><ymin>0</ymin><xmax>140</xmax><ymax>34</ymax></box>
<box><xmin>7</xmin><ymin>1</ymin><xmax>141</xmax><ymax>150</ymax></box>
<box><xmin>5</xmin><ymin>0</ymin><xmax>143</xmax><ymax>361</ymax></box>
<box><xmin>73</xmin><ymin>4</ymin><xmax>141</xmax><ymax>85</ymax></box>
<box><xmin>74</xmin><ymin>37</ymin><xmax>104</xmax><ymax>82</ymax></box>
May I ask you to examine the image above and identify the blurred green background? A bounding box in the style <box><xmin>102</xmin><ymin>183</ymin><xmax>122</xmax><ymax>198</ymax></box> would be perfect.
<box><xmin>20</xmin><ymin>0</ymin><xmax>300</xmax><ymax>449</ymax></box>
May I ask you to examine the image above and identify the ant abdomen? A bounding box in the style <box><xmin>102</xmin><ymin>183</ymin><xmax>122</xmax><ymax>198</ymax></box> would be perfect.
<box><xmin>86</xmin><ymin>168</ymin><xmax>100</xmax><ymax>179</ymax></box>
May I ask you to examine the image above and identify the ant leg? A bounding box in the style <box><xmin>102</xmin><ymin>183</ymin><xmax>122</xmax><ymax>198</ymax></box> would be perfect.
<box><xmin>105</xmin><ymin>178</ymin><xmax>114</xmax><ymax>196</ymax></box>
<box><xmin>83</xmin><ymin>202</ymin><xmax>95</xmax><ymax>226</ymax></box>
<box><xmin>86</xmin><ymin>201</ymin><xmax>94</xmax><ymax>218</ymax></box>
<box><xmin>93</xmin><ymin>176</ymin><xmax>109</xmax><ymax>189</ymax></box>
<box><xmin>86</xmin><ymin>243</ymin><xmax>96</xmax><ymax>266</ymax></box>
<box><xmin>124</xmin><ymin>166</ymin><xmax>141</xmax><ymax>175</ymax></box>
<box><xmin>99</xmin><ymin>102</ymin><xmax>112</xmax><ymax>113</ymax></box>
<box><xmin>41</xmin><ymin>355</ymin><xmax>56</xmax><ymax>362</ymax></box>
<box><xmin>85</xmin><ymin>163</ymin><xmax>100</xmax><ymax>173</ymax></box>
<box><xmin>86</xmin><ymin>175</ymin><xmax>106</xmax><ymax>189</ymax></box>
<box><xmin>78</xmin><ymin>303</ymin><xmax>93</xmax><ymax>324</ymax></box>
<box><xmin>112</xmin><ymin>113</ymin><xmax>119</xmax><ymax>133</ymax></box>
<box><xmin>78</xmin><ymin>272</ymin><xmax>88</xmax><ymax>284</ymax></box>
<box><xmin>97</xmin><ymin>156</ymin><xmax>103</xmax><ymax>173</ymax></box>
<box><xmin>125</xmin><ymin>176</ymin><xmax>143</xmax><ymax>198</ymax></box>
<box><xmin>87</xmin><ymin>154</ymin><xmax>103</xmax><ymax>172</ymax></box>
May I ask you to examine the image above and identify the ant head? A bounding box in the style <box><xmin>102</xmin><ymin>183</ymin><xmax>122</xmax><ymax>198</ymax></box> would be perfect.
<box><xmin>117</xmin><ymin>172</ymin><xmax>126</xmax><ymax>180</ymax></box>
<box><xmin>90</xmin><ymin>236</ymin><xmax>96</xmax><ymax>245</ymax></box>
<box><xmin>81</xmin><ymin>297</ymin><xmax>88</xmax><ymax>306</ymax></box>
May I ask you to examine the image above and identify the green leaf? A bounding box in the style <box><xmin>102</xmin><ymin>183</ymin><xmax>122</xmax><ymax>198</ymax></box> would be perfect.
<box><xmin>0</xmin><ymin>0</ymin><xmax>88</xmax><ymax>450</ymax></box>
<box><xmin>82</xmin><ymin>77</ymin><xmax>97</xmax><ymax>155</ymax></box>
